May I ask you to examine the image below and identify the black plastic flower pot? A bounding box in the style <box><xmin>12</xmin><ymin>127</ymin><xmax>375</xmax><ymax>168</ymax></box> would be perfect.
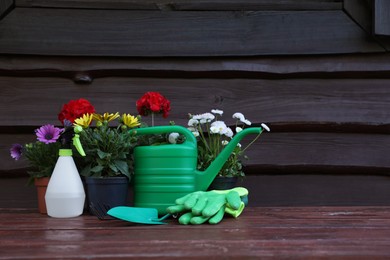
<box><xmin>207</xmin><ymin>176</ymin><xmax>238</xmax><ymax>191</ymax></box>
<box><xmin>85</xmin><ymin>176</ymin><xmax>129</xmax><ymax>219</ymax></box>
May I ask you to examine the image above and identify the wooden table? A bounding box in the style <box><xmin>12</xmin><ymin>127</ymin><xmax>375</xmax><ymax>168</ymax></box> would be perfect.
<box><xmin>1</xmin><ymin>207</ymin><xmax>390</xmax><ymax>259</ymax></box>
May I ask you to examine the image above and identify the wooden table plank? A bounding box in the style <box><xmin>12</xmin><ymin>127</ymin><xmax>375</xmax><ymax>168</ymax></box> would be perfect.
<box><xmin>1</xmin><ymin>207</ymin><xmax>390</xmax><ymax>259</ymax></box>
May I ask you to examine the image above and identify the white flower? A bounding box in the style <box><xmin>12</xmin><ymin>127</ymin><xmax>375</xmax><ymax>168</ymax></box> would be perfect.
<box><xmin>168</xmin><ymin>132</ymin><xmax>180</xmax><ymax>144</ymax></box>
<box><xmin>224</xmin><ymin>127</ymin><xmax>233</xmax><ymax>138</ymax></box>
<box><xmin>221</xmin><ymin>140</ymin><xmax>229</xmax><ymax>146</ymax></box>
<box><xmin>236</xmin><ymin>126</ymin><xmax>243</xmax><ymax>133</ymax></box>
<box><xmin>261</xmin><ymin>123</ymin><xmax>271</xmax><ymax>132</ymax></box>
<box><xmin>188</xmin><ymin>127</ymin><xmax>199</xmax><ymax>137</ymax></box>
<box><xmin>189</xmin><ymin>129</ymin><xmax>200</xmax><ymax>137</ymax></box>
<box><xmin>243</xmin><ymin>119</ymin><xmax>252</xmax><ymax>126</ymax></box>
<box><xmin>188</xmin><ymin>118</ymin><xmax>199</xmax><ymax>127</ymax></box>
<box><xmin>232</xmin><ymin>112</ymin><xmax>245</xmax><ymax>121</ymax></box>
<box><xmin>237</xmin><ymin>143</ymin><xmax>242</xmax><ymax>148</ymax></box>
<box><xmin>192</xmin><ymin>114</ymin><xmax>201</xmax><ymax>120</ymax></box>
<box><xmin>210</xmin><ymin>121</ymin><xmax>227</xmax><ymax>135</ymax></box>
<box><xmin>211</xmin><ymin>109</ymin><xmax>223</xmax><ymax>115</ymax></box>
<box><xmin>198</xmin><ymin>113</ymin><xmax>215</xmax><ymax>124</ymax></box>
<box><xmin>233</xmin><ymin>112</ymin><xmax>252</xmax><ymax>125</ymax></box>
<box><xmin>210</xmin><ymin>126</ymin><xmax>218</xmax><ymax>134</ymax></box>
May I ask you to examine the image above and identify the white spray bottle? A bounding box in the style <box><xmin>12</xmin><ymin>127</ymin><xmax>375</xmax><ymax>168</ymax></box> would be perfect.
<box><xmin>45</xmin><ymin>126</ymin><xmax>86</xmax><ymax>218</ymax></box>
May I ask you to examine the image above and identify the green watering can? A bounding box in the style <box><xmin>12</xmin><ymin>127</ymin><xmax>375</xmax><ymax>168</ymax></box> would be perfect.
<box><xmin>132</xmin><ymin>125</ymin><xmax>263</xmax><ymax>215</ymax></box>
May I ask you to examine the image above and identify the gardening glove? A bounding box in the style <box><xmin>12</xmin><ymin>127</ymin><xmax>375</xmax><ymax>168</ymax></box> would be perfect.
<box><xmin>213</xmin><ymin>187</ymin><xmax>248</xmax><ymax>218</ymax></box>
<box><xmin>168</xmin><ymin>187</ymin><xmax>247</xmax><ymax>224</ymax></box>
<box><xmin>175</xmin><ymin>187</ymin><xmax>248</xmax><ymax>217</ymax></box>
<box><xmin>167</xmin><ymin>187</ymin><xmax>248</xmax><ymax>225</ymax></box>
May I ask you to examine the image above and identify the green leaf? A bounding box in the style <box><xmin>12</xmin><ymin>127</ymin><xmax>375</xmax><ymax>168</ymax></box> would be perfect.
<box><xmin>91</xmin><ymin>165</ymin><xmax>104</xmax><ymax>173</ymax></box>
<box><xmin>114</xmin><ymin>160</ymin><xmax>129</xmax><ymax>175</ymax></box>
<box><xmin>80</xmin><ymin>164</ymin><xmax>92</xmax><ymax>177</ymax></box>
<box><xmin>97</xmin><ymin>150</ymin><xmax>109</xmax><ymax>159</ymax></box>
<box><xmin>109</xmin><ymin>163</ymin><xmax>118</xmax><ymax>173</ymax></box>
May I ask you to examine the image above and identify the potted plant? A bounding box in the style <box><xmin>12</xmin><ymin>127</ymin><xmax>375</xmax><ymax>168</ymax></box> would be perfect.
<box><xmin>10</xmin><ymin>98</ymin><xmax>96</xmax><ymax>214</ymax></box>
<box><xmin>10</xmin><ymin>124</ymin><xmax>63</xmax><ymax>213</ymax></box>
<box><xmin>72</xmin><ymin>111</ymin><xmax>141</xmax><ymax>218</ymax></box>
<box><xmin>187</xmin><ymin>109</ymin><xmax>270</xmax><ymax>190</ymax></box>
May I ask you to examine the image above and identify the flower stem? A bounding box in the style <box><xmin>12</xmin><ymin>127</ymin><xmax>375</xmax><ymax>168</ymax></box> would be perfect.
<box><xmin>241</xmin><ymin>132</ymin><xmax>262</xmax><ymax>153</ymax></box>
<box><xmin>196</xmin><ymin>122</ymin><xmax>209</xmax><ymax>152</ymax></box>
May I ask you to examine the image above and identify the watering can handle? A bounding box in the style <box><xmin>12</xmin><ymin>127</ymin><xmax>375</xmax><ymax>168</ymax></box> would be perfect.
<box><xmin>131</xmin><ymin>125</ymin><xmax>197</xmax><ymax>146</ymax></box>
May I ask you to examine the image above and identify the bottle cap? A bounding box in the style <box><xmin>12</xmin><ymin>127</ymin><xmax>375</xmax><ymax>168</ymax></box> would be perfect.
<box><xmin>59</xmin><ymin>149</ymin><xmax>73</xmax><ymax>156</ymax></box>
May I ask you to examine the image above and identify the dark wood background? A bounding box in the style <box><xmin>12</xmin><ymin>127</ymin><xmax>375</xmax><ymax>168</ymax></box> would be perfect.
<box><xmin>1</xmin><ymin>0</ymin><xmax>390</xmax><ymax>208</ymax></box>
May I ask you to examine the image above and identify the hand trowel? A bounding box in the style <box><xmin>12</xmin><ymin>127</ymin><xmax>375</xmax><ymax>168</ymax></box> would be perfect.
<box><xmin>107</xmin><ymin>206</ymin><xmax>171</xmax><ymax>225</ymax></box>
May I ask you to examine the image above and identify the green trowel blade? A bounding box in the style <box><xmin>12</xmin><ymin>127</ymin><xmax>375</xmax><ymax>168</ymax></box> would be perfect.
<box><xmin>107</xmin><ymin>206</ymin><xmax>169</xmax><ymax>225</ymax></box>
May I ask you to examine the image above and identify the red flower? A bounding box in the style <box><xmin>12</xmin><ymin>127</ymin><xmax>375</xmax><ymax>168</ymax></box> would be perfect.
<box><xmin>58</xmin><ymin>98</ymin><xmax>95</xmax><ymax>125</ymax></box>
<box><xmin>136</xmin><ymin>92</ymin><xmax>171</xmax><ymax>118</ymax></box>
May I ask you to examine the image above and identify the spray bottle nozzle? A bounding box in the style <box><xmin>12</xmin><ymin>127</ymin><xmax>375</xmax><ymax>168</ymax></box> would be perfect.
<box><xmin>73</xmin><ymin>125</ymin><xmax>86</xmax><ymax>157</ymax></box>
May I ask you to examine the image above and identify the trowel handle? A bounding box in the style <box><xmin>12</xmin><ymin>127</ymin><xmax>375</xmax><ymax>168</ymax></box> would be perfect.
<box><xmin>131</xmin><ymin>125</ymin><xmax>197</xmax><ymax>145</ymax></box>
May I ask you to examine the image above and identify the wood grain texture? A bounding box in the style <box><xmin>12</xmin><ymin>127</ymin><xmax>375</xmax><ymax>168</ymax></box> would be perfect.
<box><xmin>343</xmin><ymin>0</ymin><xmax>373</xmax><ymax>34</ymax></box>
<box><xmin>245</xmin><ymin>132</ymin><xmax>390</xmax><ymax>169</ymax></box>
<box><xmin>3</xmin><ymin>175</ymin><xmax>390</xmax><ymax>208</ymax></box>
<box><xmin>0</xmin><ymin>0</ymin><xmax>13</xmax><ymax>20</ymax></box>
<box><xmin>2</xmin><ymin>54</ymin><xmax>390</xmax><ymax>79</ymax></box>
<box><xmin>243</xmin><ymin>175</ymin><xmax>390</xmax><ymax>206</ymax></box>
<box><xmin>15</xmin><ymin>0</ymin><xmax>343</xmax><ymax>11</ymax></box>
<box><xmin>3</xmin><ymin>132</ymin><xmax>390</xmax><ymax>174</ymax></box>
<box><xmin>1</xmin><ymin>1</ymin><xmax>389</xmax><ymax>211</ymax></box>
<box><xmin>0</xmin><ymin>8</ymin><xmax>383</xmax><ymax>56</ymax></box>
<box><xmin>2</xmin><ymin>68</ymin><xmax>390</xmax><ymax>174</ymax></box>
<box><xmin>1</xmin><ymin>76</ymin><xmax>389</xmax><ymax>127</ymax></box>
<box><xmin>374</xmin><ymin>0</ymin><xmax>390</xmax><ymax>36</ymax></box>
<box><xmin>1</xmin><ymin>207</ymin><xmax>390</xmax><ymax>259</ymax></box>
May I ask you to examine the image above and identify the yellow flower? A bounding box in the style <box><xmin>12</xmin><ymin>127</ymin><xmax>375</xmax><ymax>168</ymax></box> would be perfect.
<box><xmin>121</xmin><ymin>113</ymin><xmax>140</xmax><ymax>128</ymax></box>
<box><xmin>74</xmin><ymin>114</ymin><xmax>94</xmax><ymax>128</ymax></box>
<box><xmin>93</xmin><ymin>112</ymin><xmax>120</xmax><ymax>123</ymax></box>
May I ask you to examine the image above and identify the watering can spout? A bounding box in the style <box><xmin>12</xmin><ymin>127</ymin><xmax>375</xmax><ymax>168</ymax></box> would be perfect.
<box><xmin>196</xmin><ymin>127</ymin><xmax>263</xmax><ymax>191</ymax></box>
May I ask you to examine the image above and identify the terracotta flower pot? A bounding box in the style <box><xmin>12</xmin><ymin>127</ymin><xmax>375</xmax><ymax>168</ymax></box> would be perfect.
<box><xmin>34</xmin><ymin>177</ymin><xmax>50</xmax><ymax>214</ymax></box>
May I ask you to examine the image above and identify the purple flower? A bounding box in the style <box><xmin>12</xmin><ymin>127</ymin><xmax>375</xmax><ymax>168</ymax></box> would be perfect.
<box><xmin>10</xmin><ymin>144</ymin><xmax>23</xmax><ymax>160</ymax></box>
<box><xmin>35</xmin><ymin>124</ymin><xmax>62</xmax><ymax>144</ymax></box>
<box><xmin>63</xmin><ymin>119</ymin><xmax>73</xmax><ymax>127</ymax></box>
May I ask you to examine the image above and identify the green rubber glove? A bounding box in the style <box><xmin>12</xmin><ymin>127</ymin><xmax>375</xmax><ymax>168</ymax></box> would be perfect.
<box><xmin>213</xmin><ymin>187</ymin><xmax>248</xmax><ymax>218</ymax></box>
<box><xmin>175</xmin><ymin>205</ymin><xmax>226</xmax><ymax>225</ymax></box>
<box><xmin>167</xmin><ymin>187</ymin><xmax>248</xmax><ymax>225</ymax></box>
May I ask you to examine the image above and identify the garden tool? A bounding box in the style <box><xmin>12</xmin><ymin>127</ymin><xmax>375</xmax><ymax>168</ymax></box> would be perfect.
<box><xmin>107</xmin><ymin>187</ymin><xmax>248</xmax><ymax>225</ymax></box>
<box><xmin>131</xmin><ymin>125</ymin><xmax>263</xmax><ymax>215</ymax></box>
<box><xmin>107</xmin><ymin>207</ymin><xmax>171</xmax><ymax>225</ymax></box>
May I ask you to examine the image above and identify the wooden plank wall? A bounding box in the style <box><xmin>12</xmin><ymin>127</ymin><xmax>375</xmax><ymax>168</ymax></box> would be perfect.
<box><xmin>0</xmin><ymin>0</ymin><xmax>13</xmax><ymax>19</ymax></box>
<box><xmin>1</xmin><ymin>0</ymin><xmax>390</xmax><ymax>207</ymax></box>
